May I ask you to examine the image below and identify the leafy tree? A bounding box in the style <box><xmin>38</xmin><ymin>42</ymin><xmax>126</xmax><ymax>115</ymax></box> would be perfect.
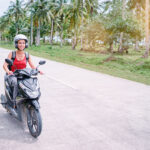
<box><xmin>98</xmin><ymin>0</ymin><xmax>143</xmax><ymax>53</ymax></box>
<box><xmin>144</xmin><ymin>0</ymin><xmax>149</xmax><ymax>57</ymax></box>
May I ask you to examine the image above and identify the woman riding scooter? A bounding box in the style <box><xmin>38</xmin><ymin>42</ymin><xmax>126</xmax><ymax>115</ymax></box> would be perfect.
<box><xmin>3</xmin><ymin>34</ymin><xmax>43</xmax><ymax>109</ymax></box>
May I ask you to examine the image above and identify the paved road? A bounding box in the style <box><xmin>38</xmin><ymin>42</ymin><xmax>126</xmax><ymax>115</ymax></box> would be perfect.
<box><xmin>0</xmin><ymin>48</ymin><xmax>150</xmax><ymax>150</ymax></box>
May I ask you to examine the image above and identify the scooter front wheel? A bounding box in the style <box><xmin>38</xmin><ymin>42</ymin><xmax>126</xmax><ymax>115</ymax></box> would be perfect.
<box><xmin>27</xmin><ymin>107</ymin><xmax>42</xmax><ymax>138</ymax></box>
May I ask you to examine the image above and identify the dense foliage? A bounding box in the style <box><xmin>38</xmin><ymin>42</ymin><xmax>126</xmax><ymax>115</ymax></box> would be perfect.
<box><xmin>0</xmin><ymin>0</ymin><xmax>148</xmax><ymax>55</ymax></box>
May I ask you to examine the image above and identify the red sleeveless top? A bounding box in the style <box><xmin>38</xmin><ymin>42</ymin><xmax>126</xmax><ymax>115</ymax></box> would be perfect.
<box><xmin>11</xmin><ymin>55</ymin><xmax>27</xmax><ymax>72</ymax></box>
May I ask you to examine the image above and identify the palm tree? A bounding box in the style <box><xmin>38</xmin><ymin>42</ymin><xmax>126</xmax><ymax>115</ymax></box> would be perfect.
<box><xmin>8</xmin><ymin>0</ymin><xmax>25</xmax><ymax>34</ymax></box>
<box><xmin>64</xmin><ymin>0</ymin><xmax>85</xmax><ymax>50</ymax></box>
<box><xmin>118</xmin><ymin>0</ymin><xmax>126</xmax><ymax>53</ymax></box>
<box><xmin>48</xmin><ymin>0</ymin><xmax>67</xmax><ymax>45</ymax></box>
<box><xmin>128</xmin><ymin>0</ymin><xmax>144</xmax><ymax>51</ymax></box>
<box><xmin>0</xmin><ymin>14</ymin><xmax>10</xmax><ymax>32</ymax></box>
<box><xmin>128</xmin><ymin>0</ymin><xmax>149</xmax><ymax>57</ymax></box>
<box><xmin>143</xmin><ymin>0</ymin><xmax>149</xmax><ymax>58</ymax></box>
<box><xmin>55</xmin><ymin>0</ymin><xmax>70</xmax><ymax>47</ymax></box>
<box><xmin>68</xmin><ymin>0</ymin><xmax>81</xmax><ymax>49</ymax></box>
<box><xmin>80</xmin><ymin>0</ymin><xmax>84</xmax><ymax>49</ymax></box>
<box><xmin>99</xmin><ymin>0</ymin><xmax>122</xmax><ymax>52</ymax></box>
<box><xmin>0</xmin><ymin>15</ymin><xmax>9</xmax><ymax>40</ymax></box>
<box><xmin>80</xmin><ymin>0</ymin><xmax>98</xmax><ymax>49</ymax></box>
<box><xmin>31</xmin><ymin>0</ymin><xmax>53</xmax><ymax>46</ymax></box>
<box><xmin>0</xmin><ymin>0</ymin><xmax>27</xmax><ymax>40</ymax></box>
<box><xmin>49</xmin><ymin>0</ymin><xmax>59</xmax><ymax>45</ymax></box>
<box><xmin>27</xmin><ymin>0</ymin><xmax>34</xmax><ymax>46</ymax></box>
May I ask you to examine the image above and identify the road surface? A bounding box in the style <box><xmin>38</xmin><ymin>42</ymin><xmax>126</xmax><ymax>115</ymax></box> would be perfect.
<box><xmin>0</xmin><ymin>48</ymin><xmax>150</xmax><ymax>150</ymax></box>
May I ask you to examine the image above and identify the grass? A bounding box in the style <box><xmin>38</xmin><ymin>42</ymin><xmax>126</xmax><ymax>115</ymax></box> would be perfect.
<box><xmin>0</xmin><ymin>41</ymin><xmax>150</xmax><ymax>85</ymax></box>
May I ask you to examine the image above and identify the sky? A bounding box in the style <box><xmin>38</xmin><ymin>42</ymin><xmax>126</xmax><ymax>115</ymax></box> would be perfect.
<box><xmin>0</xmin><ymin>0</ymin><xmax>15</xmax><ymax>17</ymax></box>
<box><xmin>0</xmin><ymin>0</ymin><xmax>28</xmax><ymax>17</ymax></box>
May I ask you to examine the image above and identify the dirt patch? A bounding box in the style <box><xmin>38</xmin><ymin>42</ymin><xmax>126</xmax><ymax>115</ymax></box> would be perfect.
<box><xmin>103</xmin><ymin>55</ymin><xmax>117</xmax><ymax>62</ymax></box>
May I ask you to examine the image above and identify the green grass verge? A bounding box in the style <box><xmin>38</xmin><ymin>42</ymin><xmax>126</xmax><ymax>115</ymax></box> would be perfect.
<box><xmin>0</xmin><ymin>41</ymin><xmax>150</xmax><ymax>85</ymax></box>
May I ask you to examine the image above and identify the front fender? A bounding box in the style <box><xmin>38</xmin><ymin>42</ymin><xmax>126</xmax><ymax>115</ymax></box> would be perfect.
<box><xmin>31</xmin><ymin>100</ymin><xmax>40</xmax><ymax>110</ymax></box>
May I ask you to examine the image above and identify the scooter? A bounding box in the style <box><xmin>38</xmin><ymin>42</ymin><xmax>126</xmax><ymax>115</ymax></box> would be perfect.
<box><xmin>0</xmin><ymin>58</ymin><xmax>46</xmax><ymax>138</ymax></box>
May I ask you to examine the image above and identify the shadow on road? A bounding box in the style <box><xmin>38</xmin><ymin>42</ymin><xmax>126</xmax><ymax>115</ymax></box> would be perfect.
<box><xmin>0</xmin><ymin>108</ymin><xmax>38</xmax><ymax>143</ymax></box>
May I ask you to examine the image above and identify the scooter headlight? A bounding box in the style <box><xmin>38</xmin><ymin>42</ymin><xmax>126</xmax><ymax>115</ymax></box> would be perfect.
<box><xmin>26</xmin><ymin>90</ymin><xmax>39</xmax><ymax>99</ymax></box>
<box><xmin>19</xmin><ymin>82</ymin><xmax>39</xmax><ymax>99</ymax></box>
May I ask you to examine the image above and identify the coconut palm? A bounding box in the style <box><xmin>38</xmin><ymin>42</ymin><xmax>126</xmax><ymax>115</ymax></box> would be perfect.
<box><xmin>128</xmin><ymin>0</ymin><xmax>149</xmax><ymax>57</ymax></box>
<box><xmin>66</xmin><ymin>0</ymin><xmax>82</xmax><ymax>49</ymax></box>
<box><xmin>30</xmin><ymin>0</ymin><xmax>53</xmax><ymax>46</ymax></box>
<box><xmin>26</xmin><ymin>0</ymin><xmax>34</xmax><ymax>46</ymax></box>
<box><xmin>118</xmin><ymin>0</ymin><xmax>126</xmax><ymax>53</ymax></box>
<box><xmin>128</xmin><ymin>0</ymin><xmax>144</xmax><ymax>51</ymax></box>
<box><xmin>144</xmin><ymin>0</ymin><xmax>149</xmax><ymax>57</ymax></box>
<box><xmin>0</xmin><ymin>0</ymin><xmax>27</xmax><ymax>40</ymax></box>
<box><xmin>80</xmin><ymin>0</ymin><xmax>98</xmax><ymax>49</ymax></box>
<box><xmin>48</xmin><ymin>0</ymin><xmax>60</xmax><ymax>45</ymax></box>
<box><xmin>55</xmin><ymin>0</ymin><xmax>70</xmax><ymax>46</ymax></box>
<box><xmin>7</xmin><ymin>0</ymin><xmax>25</xmax><ymax>34</ymax></box>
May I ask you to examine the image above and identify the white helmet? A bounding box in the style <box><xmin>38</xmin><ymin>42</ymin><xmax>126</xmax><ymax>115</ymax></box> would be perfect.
<box><xmin>14</xmin><ymin>34</ymin><xmax>28</xmax><ymax>49</ymax></box>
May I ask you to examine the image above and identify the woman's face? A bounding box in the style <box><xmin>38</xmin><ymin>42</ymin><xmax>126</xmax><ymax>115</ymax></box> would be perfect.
<box><xmin>18</xmin><ymin>40</ymin><xmax>26</xmax><ymax>51</ymax></box>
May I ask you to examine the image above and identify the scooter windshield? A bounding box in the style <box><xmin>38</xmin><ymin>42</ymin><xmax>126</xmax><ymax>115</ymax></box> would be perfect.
<box><xmin>14</xmin><ymin>68</ymin><xmax>32</xmax><ymax>78</ymax></box>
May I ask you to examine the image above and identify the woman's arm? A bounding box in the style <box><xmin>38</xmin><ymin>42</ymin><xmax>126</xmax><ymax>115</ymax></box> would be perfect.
<box><xmin>28</xmin><ymin>55</ymin><xmax>36</xmax><ymax>69</ymax></box>
<box><xmin>28</xmin><ymin>55</ymin><xmax>43</xmax><ymax>74</ymax></box>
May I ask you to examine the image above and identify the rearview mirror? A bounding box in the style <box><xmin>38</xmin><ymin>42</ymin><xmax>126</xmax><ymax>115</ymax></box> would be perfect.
<box><xmin>5</xmin><ymin>59</ymin><xmax>13</xmax><ymax>66</ymax></box>
<box><xmin>39</xmin><ymin>60</ymin><xmax>46</xmax><ymax>65</ymax></box>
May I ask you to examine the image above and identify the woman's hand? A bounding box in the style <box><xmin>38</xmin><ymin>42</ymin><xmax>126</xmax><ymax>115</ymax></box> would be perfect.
<box><xmin>7</xmin><ymin>70</ymin><xmax>13</xmax><ymax>75</ymax></box>
<box><xmin>39</xmin><ymin>70</ymin><xmax>44</xmax><ymax>75</ymax></box>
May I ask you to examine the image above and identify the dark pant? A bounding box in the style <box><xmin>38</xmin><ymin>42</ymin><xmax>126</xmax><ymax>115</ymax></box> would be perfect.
<box><xmin>7</xmin><ymin>75</ymin><xmax>18</xmax><ymax>102</ymax></box>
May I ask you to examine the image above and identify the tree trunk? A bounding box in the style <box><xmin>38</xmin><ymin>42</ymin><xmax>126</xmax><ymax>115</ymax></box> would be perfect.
<box><xmin>134</xmin><ymin>3</ymin><xmax>140</xmax><ymax>52</ymax></box>
<box><xmin>43</xmin><ymin>36</ymin><xmax>46</xmax><ymax>43</ymax></box>
<box><xmin>60</xmin><ymin>25</ymin><xmax>63</xmax><ymax>47</ymax></box>
<box><xmin>72</xmin><ymin>35</ymin><xmax>77</xmax><ymax>50</ymax></box>
<box><xmin>33</xmin><ymin>34</ymin><xmax>36</xmax><ymax>45</ymax></box>
<box><xmin>0</xmin><ymin>32</ymin><xmax>2</xmax><ymax>41</ymax></box>
<box><xmin>135</xmin><ymin>40</ymin><xmax>139</xmax><ymax>51</ymax></box>
<box><xmin>50</xmin><ymin>19</ymin><xmax>54</xmax><ymax>45</ymax></box>
<box><xmin>30</xmin><ymin>13</ymin><xmax>33</xmax><ymax>46</ymax></box>
<box><xmin>143</xmin><ymin>0</ymin><xmax>149</xmax><ymax>58</ymax></box>
<box><xmin>36</xmin><ymin>19</ymin><xmax>40</xmax><ymax>46</ymax></box>
<box><xmin>110</xmin><ymin>42</ymin><xmax>114</xmax><ymax>53</ymax></box>
<box><xmin>60</xmin><ymin>14</ymin><xmax>63</xmax><ymax>47</ymax></box>
<box><xmin>118</xmin><ymin>32</ymin><xmax>123</xmax><ymax>53</ymax></box>
<box><xmin>118</xmin><ymin>0</ymin><xmax>126</xmax><ymax>53</ymax></box>
<box><xmin>16</xmin><ymin>25</ymin><xmax>19</xmax><ymax>35</ymax></box>
<box><xmin>81</xmin><ymin>0</ymin><xmax>83</xmax><ymax>50</ymax></box>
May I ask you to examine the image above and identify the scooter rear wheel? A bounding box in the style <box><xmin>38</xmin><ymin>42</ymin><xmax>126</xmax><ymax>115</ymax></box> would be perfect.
<box><xmin>27</xmin><ymin>107</ymin><xmax>42</xmax><ymax>138</ymax></box>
